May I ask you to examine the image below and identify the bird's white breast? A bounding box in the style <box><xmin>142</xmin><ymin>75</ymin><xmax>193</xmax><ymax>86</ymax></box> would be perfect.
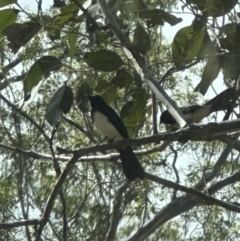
<box><xmin>93</xmin><ymin>111</ymin><xmax>123</xmax><ymax>141</ymax></box>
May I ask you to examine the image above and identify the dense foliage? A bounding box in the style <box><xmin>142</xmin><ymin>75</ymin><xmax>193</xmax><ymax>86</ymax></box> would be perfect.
<box><xmin>1</xmin><ymin>0</ymin><xmax>240</xmax><ymax>240</ymax></box>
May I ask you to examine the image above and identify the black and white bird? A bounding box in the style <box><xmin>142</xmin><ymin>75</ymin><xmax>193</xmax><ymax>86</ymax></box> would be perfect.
<box><xmin>160</xmin><ymin>88</ymin><xmax>237</xmax><ymax>126</ymax></box>
<box><xmin>87</xmin><ymin>95</ymin><xmax>145</xmax><ymax>181</ymax></box>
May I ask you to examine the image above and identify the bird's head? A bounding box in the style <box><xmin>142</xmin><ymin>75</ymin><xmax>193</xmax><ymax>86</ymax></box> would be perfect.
<box><xmin>160</xmin><ymin>110</ymin><xmax>176</xmax><ymax>125</ymax></box>
<box><xmin>87</xmin><ymin>95</ymin><xmax>106</xmax><ymax>109</ymax></box>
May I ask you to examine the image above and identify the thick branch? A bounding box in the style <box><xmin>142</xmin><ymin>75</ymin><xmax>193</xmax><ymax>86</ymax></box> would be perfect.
<box><xmin>58</xmin><ymin>119</ymin><xmax>240</xmax><ymax>155</ymax></box>
<box><xmin>127</xmin><ymin>171</ymin><xmax>240</xmax><ymax>241</ymax></box>
<box><xmin>106</xmin><ymin>181</ymin><xmax>129</xmax><ymax>241</ymax></box>
<box><xmin>96</xmin><ymin>0</ymin><xmax>187</xmax><ymax>127</ymax></box>
<box><xmin>0</xmin><ymin>219</ymin><xmax>40</xmax><ymax>229</ymax></box>
<box><xmin>146</xmin><ymin>172</ymin><xmax>240</xmax><ymax>213</ymax></box>
<box><xmin>194</xmin><ymin>143</ymin><xmax>233</xmax><ymax>190</ymax></box>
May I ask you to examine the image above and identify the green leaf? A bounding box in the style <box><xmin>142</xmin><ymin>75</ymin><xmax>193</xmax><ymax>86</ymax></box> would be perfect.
<box><xmin>172</xmin><ymin>25</ymin><xmax>208</xmax><ymax>67</ymax></box>
<box><xmin>24</xmin><ymin>56</ymin><xmax>62</xmax><ymax>99</ymax></box>
<box><xmin>204</xmin><ymin>0</ymin><xmax>237</xmax><ymax>17</ymax></box>
<box><xmin>133</xmin><ymin>23</ymin><xmax>151</xmax><ymax>55</ymax></box>
<box><xmin>60</xmin><ymin>3</ymin><xmax>77</xmax><ymax>13</ymax></box>
<box><xmin>219</xmin><ymin>23</ymin><xmax>240</xmax><ymax>54</ymax></box>
<box><xmin>2</xmin><ymin>22</ymin><xmax>42</xmax><ymax>54</ymax></box>
<box><xmin>186</xmin><ymin>0</ymin><xmax>237</xmax><ymax>17</ymax></box>
<box><xmin>95</xmin><ymin>79</ymin><xmax>110</xmax><ymax>92</ymax></box>
<box><xmin>119</xmin><ymin>0</ymin><xmax>147</xmax><ymax>15</ymax></box>
<box><xmin>139</xmin><ymin>9</ymin><xmax>182</xmax><ymax>27</ymax></box>
<box><xmin>0</xmin><ymin>0</ymin><xmax>17</xmax><ymax>7</ymax></box>
<box><xmin>68</xmin><ymin>26</ymin><xmax>78</xmax><ymax>57</ymax></box>
<box><xmin>0</xmin><ymin>9</ymin><xmax>19</xmax><ymax>37</ymax></box>
<box><xmin>76</xmin><ymin>83</ymin><xmax>92</xmax><ymax>112</ymax></box>
<box><xmin>195</xmin><ymin>55</ymin><xmax>221</xmax><ymax>95</ymax></box>
<box><xmin>60</xmin><ymin>86</ymin><xmax>73</xmax><ymax>114</ymax></box>
<box><xmin>102</xmin><ymin>85</ymin><xmax>117</xmax><ymax>104</ymax></box>
<box><xmin>47</xmin><ymin>12</ymin><xmax>77</xmax><ymax>41</ymax></box>
<box><xmin>84</xmin><ymin>50</ymin><xmax>124</xmax><ymax>72</ymax></box>
<box><xmin>111</xmin><ymin>69</ymin><xmax>133</xmax><ymax>88</ymax></box>
<box><xmin>46</xmin><ymin>85</ymin><xmax>73</xmax><ymax>126</ymax></box>
<box><xmin>120</xmin><ymin>99</ymin><xmax>146</xmax><ymax>138</ymax></box>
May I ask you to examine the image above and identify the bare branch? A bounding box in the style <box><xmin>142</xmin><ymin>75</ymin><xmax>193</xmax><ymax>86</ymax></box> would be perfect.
<box><xmin>63</xmin><ymin>116</ymin><xmax>96</xmax><ymax>143</ymax></box>
<box><xmin>0</xmin><ymin>94</ymin><xmax>50</xmax><ymax>143</ymax></box>
<box><xmin>0</xmin><ymin>219</ymin><xmax>40</xmax><ymax>229</ymax></box>
<box><xmin>194</xmin><ymin>143</ymin><xmax>233</xmax><ymax>190</ymax></box>
<box><xmin>34</xmin><ymin>154</ymin><xmax>81</xmax><ymax>241</ymax></box>
<box><xmin>106</xmin><ymin>181</ymin><xmax>129</xmax><ymax>241</ymax></box>
<box><xmin>127</xmin><ymin>171</ymin><xmax>240</xmax><ymax>241</ymax></box>
<box><xmin>146</xmin><ymin>171</ymin><xmax>240</xmax><ymax>212</ymax></box>
<box><xmin>169</xmin><ymin>145</ymin><xmax>179</xmax><ymax>200</ymax></box>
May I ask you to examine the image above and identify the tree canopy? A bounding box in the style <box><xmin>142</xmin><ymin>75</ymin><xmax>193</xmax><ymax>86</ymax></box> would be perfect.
<box><xmin>1</xmin><ymin>0</ymin><xmax>240</xmax><ymax>240</ymax></box>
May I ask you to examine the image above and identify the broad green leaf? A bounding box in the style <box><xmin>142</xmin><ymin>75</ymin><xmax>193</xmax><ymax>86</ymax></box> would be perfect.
<box><xmin>24</xmin><ymin>56</ymin><xmax>62</xmax><ymax>99</ymax></box>
<box><xmin>195</xmin><ymin>55</ymin><xmax>221</xmax><ymax>95</ymax></box>
<box><xmin>119</xmin><ymin>0</ymin><xmax>147</xmax><ymax>15</ymax></box>
<box><xmin>133</xmin><ymin>24</ymin><xmax>151</xmax><ymax>55</ymax></box>
<box><xmin>2</xmin><ymin>22</ymin><xmax>42</xmax><ymax>54</ymax></box>
<box><xmin>172</xmin><ymin>25</ymin><xmax>208</xmax><ymax>67</ymax></box>
<box><xmin>120</xmin><ymin>100</ymin><xmax>146</xmax><ymax>138</ymax></box>
<box><xmin>0</xmin><ymin>0</ymin><xmax>17</xmax><ymax>7</ymax></box>
<box><xmin>60</xmin><ymin>3</ymin><xmax>78</xmax><ymax>13</ymax></box>
<box><xmin>103</xmin><ymin>85</ymin><xmax>117</xmax><ymax>104</ymax></box>
<box><xmin>95</xmin><ymin>79</ymin><xmax>110</xmax><ymax>92</ymax></box>
<box><xmin>186</xmin><ymin>0</ymin><xmax>237</xmax><ymax>17</ymax></box>
<box><xmin>46</xmin><ymin>85</ymin><xmax>73</xmax><ymax>126</ymax></box>
<box><xmin>68</xmin><ymin>26</ymin><xmax>78</xmax><ymax>57</ymax></box>
<box><xmin>20</xmin><ymin>79</ymin><xmax>45</xmax><ymax>110</ymax></box>
<box><xmin>60</xmin><ymin>86</ymin><xmax>73</xmax><ymax>114</ymax></box>
<box><xmin>139</xmin><ymin>9</ymin><xmax>182</xmax><ymax>27</ymax></box>
<box><xmin>204</xmin><ymin>0</ymin><xmax>237</xmax><ymax>17</ymax></box>
<box><xmin>111</xmin><ymin>69</ymin><xmax>133</xmax><ymax>88</ymax></box>
<box><xmin>219</xmin><ymin>23</ymin><xmax>240</xmax><ymax>54</ymax></box>
<box><xmin>47</xmin><ymin>12</ymin><xmax>78</xmax><ymax>41</ymax></box>
<box><xmin>76</xmin><ymin>83</ymin><xmax>92</xmax><ymax>112</ymax></box>
<box><xmin>84</xmin><ymin>50</ymin><xmax>124</xmax><ymax>72</ymax></box>
<box><xmin>0</xmin><ymin>9</ymin><xmax>19</xmax><ymax>37</ymax></box>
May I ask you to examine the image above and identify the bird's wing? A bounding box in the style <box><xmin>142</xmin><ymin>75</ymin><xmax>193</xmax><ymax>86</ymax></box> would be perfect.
<box><xmin>205</xmin><ymin>88</ymin><xmax>236</xmax><ymax>112</ymax></box>
<box><xmin>184</xmin><ymin>105</ymin><xmax>212</xmax><ymax>123</ymax></box>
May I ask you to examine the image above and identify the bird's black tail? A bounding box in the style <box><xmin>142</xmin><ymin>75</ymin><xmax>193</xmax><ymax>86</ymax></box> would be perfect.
<box><xmin>118</xmin><ymin>147</ymin><xmax>145</xmax><ymax>181</ymax></box>
<box><xmin>206</xmin><ymin>88</ymin><xmax>236</xmax><ymax>113</ymax></box>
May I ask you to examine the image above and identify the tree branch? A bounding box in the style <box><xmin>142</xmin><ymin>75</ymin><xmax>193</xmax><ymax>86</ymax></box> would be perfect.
<box><xmin>0</xmin><ymin>219</ymin><xmax>40</xmax><ymax>229</ymax></box>
<box><xmin>96</xmin><ymin>0</ymin><xmax>187</xmax><ymax>127</ymax></box>
<box><xmin>127</xmin><ymin>171</ymin><xmax>240</xmax><ymax>241</ymax></box>
<box><xmin>34</xmin><ymin>154</ymin><xmax>81</xmax><ymax>241</ymax></box>
<box><xmin>0</xmin><ymin>94</ymin><xmax>50</xmax><ymax>143</ymax></box>
<box><xmin>106</xmin><ymin>181</ymin><xmax>129</xmax><ymax>241</ymax></box>
<box><xmin>58</xmin><ymin>119</ymin><xmax>240</xmax><ymax>155</ymax></box>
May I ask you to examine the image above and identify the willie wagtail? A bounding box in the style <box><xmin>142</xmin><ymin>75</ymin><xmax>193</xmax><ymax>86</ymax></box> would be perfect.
<box><xmin>87</xmin><ymin>95</ymin><xmax>145</xmax><ymax>181</ymax></box>
<box><xmin>160</xmin><ymin>88</ymin><xmax>237</xmax><ymax>126</ymax></box>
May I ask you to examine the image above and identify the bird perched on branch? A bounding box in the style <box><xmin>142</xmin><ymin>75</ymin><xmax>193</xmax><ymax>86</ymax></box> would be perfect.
<box><xmin>160</xmin><ymin>88</ymin><xmax>237</xmax><ymax>126</ymax></box>
<box><xmin>87</xmin><ymin>95</ymin><xmax>145</xmax><ymax>181</ymax></box>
